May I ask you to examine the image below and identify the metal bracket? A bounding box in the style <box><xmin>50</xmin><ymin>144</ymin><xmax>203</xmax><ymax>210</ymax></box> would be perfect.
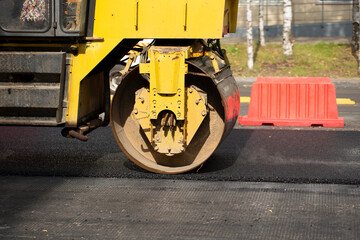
<box><xmin>139</xmin><ymin>46</ymin><xmax>190</xmax><ymax>121</ymax></box>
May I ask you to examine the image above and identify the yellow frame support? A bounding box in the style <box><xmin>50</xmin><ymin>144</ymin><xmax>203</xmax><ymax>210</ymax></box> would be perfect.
<box><xmin>140</xmin><ymin>47</ymin><xmax>190</xmax><ymax>120</ymax></box>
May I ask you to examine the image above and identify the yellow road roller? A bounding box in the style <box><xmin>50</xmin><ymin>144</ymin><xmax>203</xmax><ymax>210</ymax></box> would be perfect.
<box><xmin>0</xmin><ymin>0</ymin><xmax>240</xmax><ymax>174</ymax></box>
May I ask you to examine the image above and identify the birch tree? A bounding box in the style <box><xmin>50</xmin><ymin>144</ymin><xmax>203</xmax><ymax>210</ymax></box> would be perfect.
<box><xmin>259</xmin><ymin>0</ymin><xmax>266</xmax><ymax>46</ymax></box>
<box><xmin>358</xmin><ymin>41</ymin><xmax>360</xmax><ymax>75</ymax></box>
<box><xmin>283</xmin><ymin>0</ymin><xmax>293</xmax><ymax>56</ymax></box>
<box><xmin>358</xmin><ymin>28</ymin><xmax>360</xmax><ymax>74</ymax></box>
<box><xmin>357</xmin><ymin>0</ymin><xmax>360</xmax><ymax>74</ymax></box>
<box><xmin>352</xmin><ymin>0</ymin><xmax>360</xmax><ymax>56</ymax></box>
<box><xmin>247</xmin><ymin>0</ymin><xmax>254</xmax><ymax>69</ymax></box>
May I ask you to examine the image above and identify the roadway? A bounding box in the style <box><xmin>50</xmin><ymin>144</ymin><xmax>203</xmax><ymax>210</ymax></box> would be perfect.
<box><xmin>0</xmin><ymin>80</ymin><xmax>359</xmax><ymax>239</ymax></box>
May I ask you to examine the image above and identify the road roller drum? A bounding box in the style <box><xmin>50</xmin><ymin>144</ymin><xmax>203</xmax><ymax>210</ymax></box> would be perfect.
<box><xmin>110</xmin><ymin>49</ymin><xmax>240</xmax><ymax>174</ymax></box>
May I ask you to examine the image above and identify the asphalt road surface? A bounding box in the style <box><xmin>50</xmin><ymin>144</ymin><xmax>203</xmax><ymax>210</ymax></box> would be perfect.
<box><xmin>0</xmin><ymin>82</ymin><xmax>359</xmax><ymax>239</ymax></box>
<box><xmin>0</xmin><ymin>177</ymin><xmax>359</xmax><ymax>239</ymax></box>
<box><xmin>0</xmin><ymin>125</ymin><xmax>360</xmax><ymax>184</ymax></box>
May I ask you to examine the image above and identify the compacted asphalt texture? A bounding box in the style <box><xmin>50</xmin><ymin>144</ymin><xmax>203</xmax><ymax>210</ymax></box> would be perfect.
<box><xmin>0</xmin><ymin>81</ymin><xmax>359</xmax><ymax>239</ymax></box>
<box><xmin>0</xmin><ymin>177</ymin><xmax>359</xmax><ymax>239</ymax></box>
<box><xmin>0</xmin><ymin>125</ymin><xmax>360</xmax><ymax>184</ymax></box>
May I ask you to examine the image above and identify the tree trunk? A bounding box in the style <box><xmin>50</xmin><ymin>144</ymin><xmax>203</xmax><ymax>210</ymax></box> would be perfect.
<box><xmin>358</xmin><ymin>0</ymin><xmax>360</xmax><ymax>74</ymax></box>
<box><xmin>352</xmin><ymin>0</ymin><xmax>359</xmax><ymax>54</ymax></box>
<box><xmin>259</xmin><ymin>0</ymin><xmax>266</xmax><ymax>46</ymax></box>
<box><xmin>358</xmin><ymin>27</ymin><xmax>360</xmax><ymax>74</ymax></box>
<box><xmin>247</xmin><ymin>0</ymin><xmax>254</xmax><ymax>69</ymax></box>
<box><xmin>283</xmin><ymin>0</ymin><xmax>293</xmax><ymax>56</ymax></box>
<box><xmin>352</xmin><ymin>0</ymin><xmax>360</xmax><ymax>74</ymax></box>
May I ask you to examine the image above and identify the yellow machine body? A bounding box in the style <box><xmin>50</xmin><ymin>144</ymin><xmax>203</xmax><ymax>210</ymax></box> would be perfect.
<box><xmin>66</xmin><ymin>0</ymin><xmax>238</xmax><ymax>126</ymax></box>
<box><xmin>0</xmin><ymin>0</ymin><xmax>240</xmax><ymax>173</ymax></box>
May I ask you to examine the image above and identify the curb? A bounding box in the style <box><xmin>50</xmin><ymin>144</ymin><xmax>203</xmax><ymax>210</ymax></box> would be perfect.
<box><xmin>234</xmin><ymin>77</ymin><xmax>360</xmax><ymax>87</ymax></box>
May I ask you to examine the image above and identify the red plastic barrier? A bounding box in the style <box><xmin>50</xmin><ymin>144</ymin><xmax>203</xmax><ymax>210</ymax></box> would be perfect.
<box><xmin>238</xmin><ymin>77</ymin><xmax>344</xmax><ymax>127</ymax></box>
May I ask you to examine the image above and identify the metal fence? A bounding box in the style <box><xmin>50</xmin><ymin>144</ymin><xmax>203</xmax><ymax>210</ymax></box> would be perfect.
<box><xmin>230</xmin><ymin>0</ymin><xmax>353</xmax><ymax>38</ymax></box>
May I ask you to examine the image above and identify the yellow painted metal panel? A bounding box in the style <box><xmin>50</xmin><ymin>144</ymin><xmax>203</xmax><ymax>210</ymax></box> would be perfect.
<box><xmin>92</xmin><ymin>0</ymin><xmax>226</xmax><ymax>39</ymax></box>
<box><xmin>66</xmin><ymin>40</ymin><xmax>120</xmax><ymax>126</ymax></box>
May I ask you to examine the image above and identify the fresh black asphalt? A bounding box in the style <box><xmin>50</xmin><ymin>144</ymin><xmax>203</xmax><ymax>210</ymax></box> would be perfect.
<box><xmin>0</xmin><ymin>177</ymin><xmax>359</xmax><ymax>239</ymax></box>
<box><xmin>0</xmin><ymin>125</ymin><xmax>359</xmax><ymax>184</ymax></box>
